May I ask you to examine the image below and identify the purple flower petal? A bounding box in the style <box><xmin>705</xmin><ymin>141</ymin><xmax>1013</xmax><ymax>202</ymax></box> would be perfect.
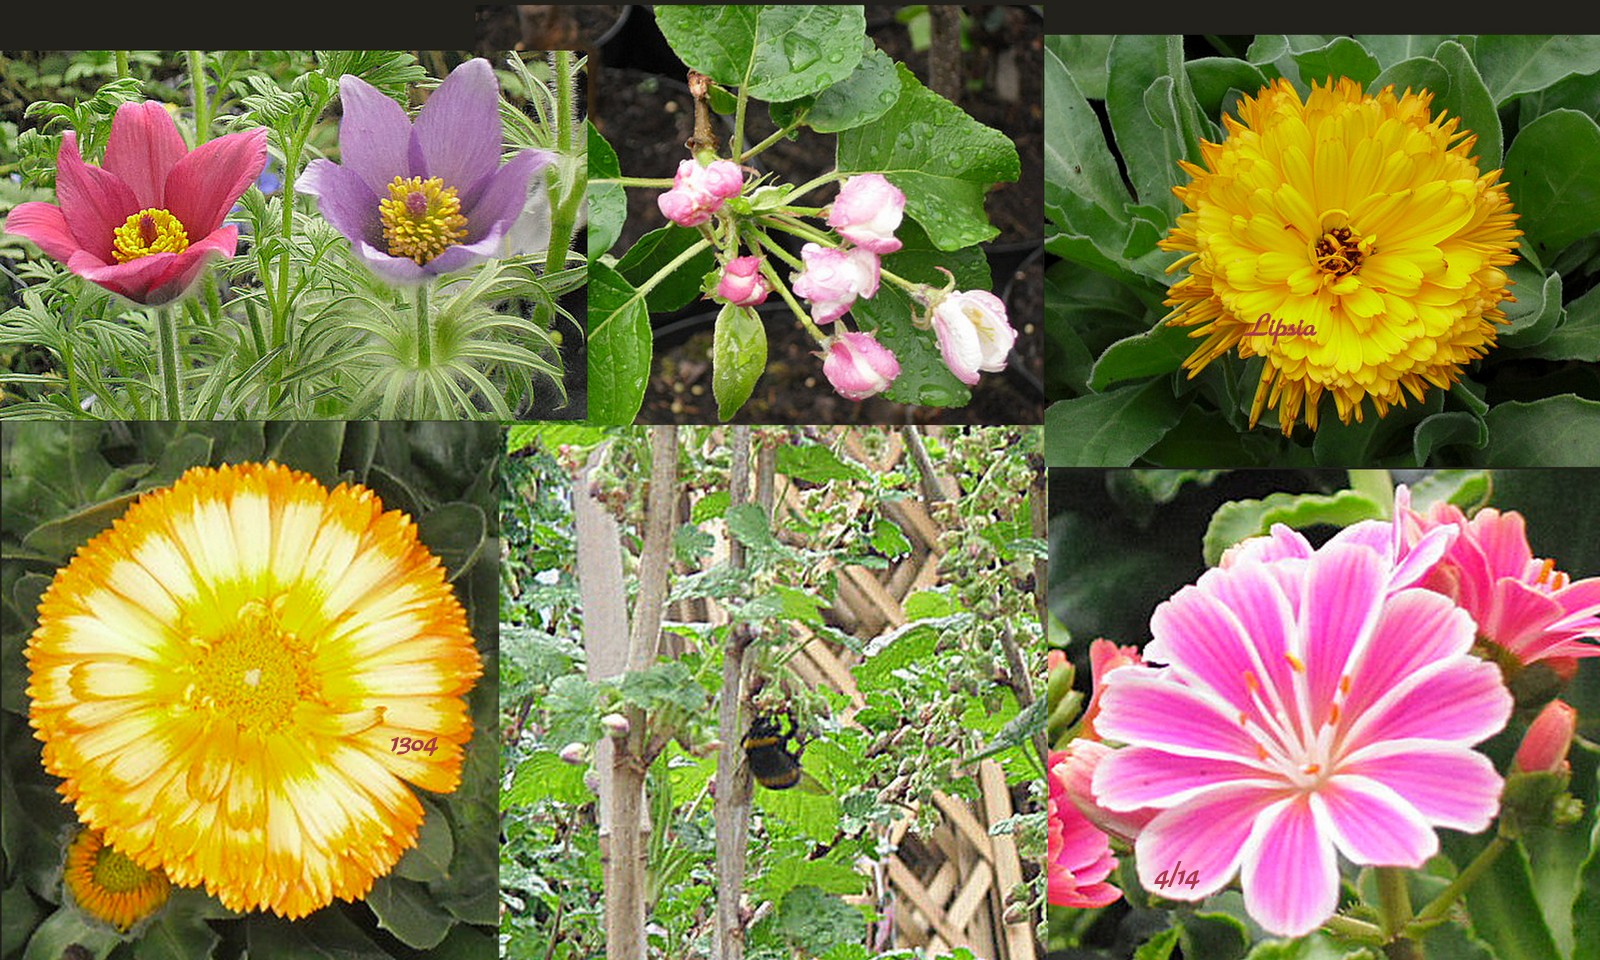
<box><xmin>299</xmin><ymin>159</ymin><xmax>382</xmax><ymax>251</ymax></box>
<box><xmin>335</xmin><ymin>74</ymin><xmax>417</xmax><ymax>195</ymax></box>
<box><xmin>413</xmin><ymin>58</ymin><xmax>502</xmax><ymax>193</ymax></box>
<box><xmin>459</xmin><ymin>148</ymin><xmax>553</xmax><ymax>243</ymax></box>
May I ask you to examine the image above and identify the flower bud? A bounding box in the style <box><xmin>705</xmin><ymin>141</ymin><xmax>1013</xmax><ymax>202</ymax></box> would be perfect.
<box><xmin>558</xmin><ymin>742</ymin><xmax>587</xmax><ymax>765</ymax></box>
<box><xmin>791</xmin><ymin>243</ymin><xmax>881</xmax><ymax>324</ymax></box>
<box><xmin>822</xmin><ymin>331</ymin><xmax>900</xmax><ymax>401</ymax></box>
<box><xmin>828</xmin><ymin>173</ymin><xmax>906</xmax><ymax>254</ymax></box>
<box><xmin>1056</xmin><ymin>739</ymin><xmax>1159</xmax><ymax>844</ymax></box>
<box><xmin>715</xmin><ymin>255</ymin><xmax>770</xmax><ymax>306</ymax></box>
<box><xmin>601</xmin><ymin>712</ymin><xmax>631</xmax><ymax>739</ymax></box>
<box><xmin>657</xmin><ymin>158</ymin><xmax>745</xmax><ymax>227</ymax></box>
<box><xmin>930</xmin><ymin>289</ymin><xmax>1016</xmax><ymax>385</ymax></box>
<box><xmin>1514</xmin><ymin>699</ymin><xmax>1577</xmax><ymax>774</ymax></box>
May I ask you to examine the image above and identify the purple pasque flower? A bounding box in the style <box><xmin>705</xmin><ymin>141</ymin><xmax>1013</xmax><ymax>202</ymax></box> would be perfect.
<box><xmin>715</xmin><ymin>255</ymin><xmax>769</xmax><ymax>307</ymax></box>
<box><xmin>299</xmin><ymin>58</ymin><xmax>554</xmax><ymax>285</ymax></box>
<box><xmin>828</xmin><ymin>173</ymin><xmax>905</xmax><ymax>254</ymax></box>
<box><xmin>930</xmin><ymin>289</ymin><xmax>1016</xmax><ymax>385</ymax></box>
<box><xmin>657</xmin><ymin>158</ymin><xmax>744</xmax><ymax>228</ymax></box>
<box><xmin>1092</xmin><ymin>541</ymin><xmax>1511</xmax><ymax>937</ymax></box>
<box><xmin>791</xmin><ymin>242</ymin><xmax>880</xmax><ymax>324</ymax></box>
<box><xmin>821</xmin><ymin>330</ymin><xmax>899</xmax><ymax>400</ymax></box>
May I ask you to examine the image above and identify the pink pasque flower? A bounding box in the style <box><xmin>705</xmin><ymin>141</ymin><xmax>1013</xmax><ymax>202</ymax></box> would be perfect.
<box><xmin>931</xmin><ymin>289</ymin><xmax>1016</xmax><ymax>385</ymax></box>
<box><xmin>4</xmin><ymin>101</ymin><xmax>267</xmax><ymax>305</ymax></box>
<box><xmin>657</xmin><ymin>158</ymin><xmax>744</xmax><ymax>227</ymax></box>
<box><xmin>821</xmin><ymin>330</ymin><xmax>899</xmax><ymax>400</ymax></box>
<box><xmin>828</xmin><ymin>173</ymin><xmax>905</xmax><ymax>254</ymax></box>
<box><xmin>715</xmin><ymin>255</ymin><xmax>769</xmax><ymax>307</ymax></box>
<box><xmin>1048</xmin><ymin>750</ymin><xmax>1122</xmax><ymax>908</ymax></box>
<box><xmin>1093</xmin><ymin>541</ymin><xmax>1512</xmax><ymax>937</ymax></box>
<box><xmin>1393</xmin><ymin>488</ymin><xmax>1600</xmax><ymax>666</ymax></box>
<box><xmin>791</xmin><ymin>243</ymin><xmax>881</xmax><ymax>324</ymax></box>
<box><xmin>1514</xmin><ymin>699</ymin><xmax>1577</xmax><ymax>775</ymax></box>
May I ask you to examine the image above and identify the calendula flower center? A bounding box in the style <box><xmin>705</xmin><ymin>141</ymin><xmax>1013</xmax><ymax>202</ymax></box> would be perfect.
<box><xmin>189</xmin><ymin>597</ymin><xmax>318</xmax><ymax>732</ymax></box>
<box><xmin>378</xmin><ymin>175</ymin><xmax>468</xmax><ymax>264</ymax></box>
<box><xmin>91</xmin><ymin>845</ymin><xmax>155</xmax><ymax>894</ymax></box>
<box><xmin>111</xmin><ymin>208</ymin><xmax>190</xmax><ymax>263</ymax></box>
<box><xmin>1312</xmin><ymin>225</ymin><xmax>1371</xmax><ymax>278</ymax></box>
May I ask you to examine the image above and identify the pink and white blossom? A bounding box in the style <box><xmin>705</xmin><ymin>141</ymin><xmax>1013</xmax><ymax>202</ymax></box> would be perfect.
<box><xmin>931</xmin><ymin>289</ymin><xmax>1016</xmax><ymax>384</ymax></box>
<box><xmin>791</xmin><ymin>243</ymin><xmax>881</xmax><ymax>324</ymax></box>
<box><xmin>1048</xmin><ymin>750</ymin><xmax>1122</xmax><ymax>908</ymax></box>
<box><xmin>1092</xmin><ymin>541</ymin><xmax>1512</xmax><ymax>937</ymax></box>
<box><xmin>821</xmin><ymin>330</ymin><xmax>898</xmax><ymax>400</ymax></box>
<box><xmin>657</xmin><ymin>158</ymin><xmax>744</xmax><ymax>228</ymax></box>
<box><xmin>715</xmin><ymin>255</ymin><xmax>769</xmax><ymax>307</ymax></box>
<box><xmin>827</xmin><ymin>173</ymin><xmax>905</xmax><ymax>254</ymax></box>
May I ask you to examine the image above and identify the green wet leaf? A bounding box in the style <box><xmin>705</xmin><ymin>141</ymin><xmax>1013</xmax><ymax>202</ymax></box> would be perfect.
<box><xmin>587</xmin><ymin>120</ymin><xmax>623</xmax><ymax>258</ymax></box>
<box><xmin>614</xmin><ymin>226</ymin><xmax>717</xmax><ymax>314</ymax></box>
<box><xmin>1505</xmin><ymin>109</ymin><xmax>1600</xmax><ymax>262</ymax></box>
<box><xmin>1045</xmin><ymin>381</ymin><xmax>1188</xmax><ymax>467</ymax></box>
<box><xmin>836</xmin><ymin>63</ymin><xmax>1019</xmax><ymax>251</ymax></box>
<box><xmin>1481</xmin><ymin>396</ymin><xmax>1600</xmax><ymax>464</ymax></box>
<box><xmin>1474</xmin><ymin>35</ymin><xmax>1600</xmax><ymax>105</ymax></box>
<box><xmin>654</xmin><ymin>5</ymin><xmax>866</xmax><ymax>103</ymax></box>
<box><xmin>773</xmin><ymin>43</ymin><xmax>900</xmax><ymax>134</ymax></box>
<box><xmin>587</xmin><ymin>261</ymin><xmax>652</xmax><ymax>425</ymax></box>
<box><xmin>712</xmin><ymin>303</ymin><xmax>766</xmax><ymax>420</ymax></box>
<box><xmin>1202</xmin><ymin>488</ymin><xmax>1386</xmax><ymax>566</ymax></box>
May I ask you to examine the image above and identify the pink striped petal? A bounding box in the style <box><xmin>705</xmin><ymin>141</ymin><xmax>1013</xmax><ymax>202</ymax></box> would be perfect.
<box><xmin>1312</xmin><ymin>775</ymin><xmax>1436</xmax><ymax>866</ymax></box>
<box><xmin>1094</xmin><ymin>669</ymin><xmax>1262</xmax><ymax>763</ymax></box>
<box><xmin>1340</xmin><ymin>589</ymin><xmax>1476</xmax><ymax>722</ymax></box>
<box><xmin>165</xmin><ymin>127</ymin><xmax>268</xmax><ymax>237</ymax></box>
<box><xmin>1389</xmin><ymin>524</ymin><xmax>1457</xmax><ymax>591</ymax></box>
<box><xmin>3</xmin><ymin>201</ymin><xmax>82</xmax><ymax>262</ymax></box>
<box><xmin>104</xmin><ymin>101</ymin><xmax>189</xmax><ymax>210</ymax></box>
<box><xmin>1242</xmin><ymin>795</ymin><xmax>1340</xmax><ymax>937</ymax></box>
<box><xmin>1192</xmin><ymin>561</ymin><xmax>1299</xmax><ymax>717</ymax></box>
<box><xmin>1343</xmin><ymin>656</ymin><xmax>1511</xmax><ymax>751</ymax></box>
<box><xmin>1339</xmin><ymin>742</ymin><xmax>1503</xmax><ymax>832</ymax></box>
<box><xmin>1468</xmin><ymin>509</ymin><xmax>1532</xmax><ymax>578</ymax></box>
<box><xmin>1148</xmin><ymin>578</ymin><xmax>1274</xmax><ymax>718</ymax></box>
<box><xmin>1484</xmin><ymin>578</ymin><xmax>1567</xmax><ymax>657</ymax></box>
<box><xmin>1094</xmin><ymin>745</ymin><xmax>1275</xmax><ymax>811</ymax></box>
<box><xmin>1301</xmin><ymin>545</ymin><xmax>1385</xmax><ymax>727</ymax></box>
<box><xmin>1134</xmin><ymin>784</ymin><xmax>1275</xmax><ymax>901</ymax></box>
<box><xmin>55</xmin><ymin>132</ymin><xmax>139</xmax><ymax>262</ymax></box>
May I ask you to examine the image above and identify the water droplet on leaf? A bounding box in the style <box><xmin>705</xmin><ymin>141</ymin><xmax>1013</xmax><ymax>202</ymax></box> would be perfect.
<box><xmin>784</xmin><ymin>35</ymin><xmax>821</xmax><ymax>72</ymax></box>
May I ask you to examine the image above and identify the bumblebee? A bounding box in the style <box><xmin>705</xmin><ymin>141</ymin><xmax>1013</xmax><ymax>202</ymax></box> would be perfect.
<box><xmin>742</xmin><ymin>713</ymin><xmax>827</xmax><ymax>793</ymax></box>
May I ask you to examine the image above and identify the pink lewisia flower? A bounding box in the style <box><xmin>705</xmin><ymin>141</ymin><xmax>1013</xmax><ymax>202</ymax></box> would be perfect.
<box><xmin>299</xmin><ymin>59</ymin><xmax>554</xmax><ymax>285</ymax></box>
<box><xmin>3</xmin><ymin>102</ymin><xmax>267</xmax><ymax>305</ymax></box>
<box><xmin>1048</xmin><ymin>750</ymin><xmax>1122</xmax><ymax>908</ymax></box>
<box><xmin>931</xmin><ymin>289</ymin><xmax>1016</xmax><ymax>385</ymax></box>
<box><xmin>1082</xmin><ymin>638</ymin><xmax>1140</xmax><ymax>740</ymax></box>
<box><xmin>657</xmin><ymin>158</ymin><xmax>744</xmax><ymax>227</ymax></box>
<box><xmin>821</xmin><ymin>330</ymin><xmax>899</xmax><ymax>400</ymax></box>
<box><xmin>715</xmin><ymin>255</ymin><xmax>769</xmax><ymax>307</ymax></box>
<box><xmin>1059</xmin><ymin>739</ymin><xmax>1160</xmax><ymax>845</ymax></box>
<box><xmin>1093</xmin><ymin>541</ymin><xmax>1512</xmax><ymax>937</ymax></box>
<box><xmin>828</xmin><ymin>173</ymin><xmax>905</xmax><ymax>254</ymax></box>
<box><xmin>792</xmin><ymin>243</ymin><xmax>881</xmax><ymax>324</ymax></box>
<box><xmin>1393</xmin><ymin>489</ymin><xmax>1600</xmax><ymax>666</ymax></box>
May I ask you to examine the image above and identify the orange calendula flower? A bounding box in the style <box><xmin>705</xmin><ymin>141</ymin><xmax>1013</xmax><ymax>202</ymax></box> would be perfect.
<box><xmin>27</xmin><ymin>463</ymin><xmax>482</xmax><ymax>918</ymax></box>
<box><xmin>1160</xmin><ymin>77</ymin><xmax>1521</xmax><ymax>434</ymax></box>
<box><xmin>63</xmin><ymin>827</ymin><xmax>171</xmax><ymax>932</ymax></box>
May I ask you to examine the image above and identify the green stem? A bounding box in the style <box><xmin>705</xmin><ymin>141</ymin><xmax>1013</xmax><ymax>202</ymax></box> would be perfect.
<box><xmin>757</xmin><ymin>257</ymin><xmax>828</xmax><ymax>346</ymax></box>
<box><xmin>591</xmin><ymin>238</ymin><xmax>714</xmax><ymax>341</ymax></box>
<box><xmin>738</xmin><ymin>117</ymin><xmax>804</xmax><ymax>163</ymax></box>
<box><xmin>589</xmin><ymin>176</ymin><xmax>676</xmax><ymax>188</ymax></box>
<box><xmin>761</xmin><ymin>215</ymin><xmax>921</xmax><ymax>292</ymax></box>
<box><xmin>1405</xmin><ymin>834</ymin><xmax>1510</xmax><ymax>934</ymax></box>
<box><xmin>60</xmin><ymin>336</ymin><xmax>81</xmax><ymax>409</ymax></box>
<box><xmin>786</xmin><ymin>170</ymin><xmax>848</xmax><ymax>204</ymax></box>
<box><xmin>154</xmin><ymin>305</ymin><xmax>183</xmax><ymax>419</ymax></box>
<box><xmin>415</xmin><ymin>283</ymin><xmax>432</xmax><ymax>368</ymax></box>
<box><xmin>732</xmin><ymin>56</ymin><xmax>757</xmax><ymax>159</ymax></box>
<box><xmin>187</xmin><ymin>51</ymin><xmax>210</xmax><ymax>145</ymax></box>
<box><xmin>543</xmin><ymin>50</ymin><xmax>579</xmax><ymax>270</ymax></box>
<box><xmin>749</xmin><ymin>228</ymin><xmax>803</xmax><ymax>270</ymax></box>
<box><xmin>1375</xmin><ymin>866</ymin><xmax>1413</xmax><ymax>938</ymax></box>
<box><xmin>115</xmin><ymin>51</ymin><xmax>130</xmax><ymax>81</ymax></box>
<box><xmin>1321</xmin><ymin>913</ymin><xmax>1384</xmax><ymax>943</ymax></box>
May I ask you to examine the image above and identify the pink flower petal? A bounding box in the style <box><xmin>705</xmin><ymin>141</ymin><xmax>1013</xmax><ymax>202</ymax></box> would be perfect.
<box><xmin>335</xmin><ymin>74</ymin><xmax>416</xmax><ymax>196</ymax></box>
<box><xmin>1301</xmin><ymin>544</ymin><xmax>1386</xmax><ymax>728</ymax></box>
<box><xmin>145</xmin><ymin>227</ymin><xmax>238</xmax><ymax>305</ymax></box>
<box><xmin>164</xmin><ymin>127</ymin><xmax>268</xmax><ymax>237</ymax></box>
<box><xmin>1154</xmin><ymin>562</ymin><xmax>1298</xmax><ymax>720</ymax></box>
<box><xmin>1134</xmin><ymin>784</ymin><xmax>1273</xmax><ymax>901</ymax></box>
<box><xmin>1484</xmin><ymin>577</ymin><xmax>1567</xmax><ymax>657</ymax></box>
<box><xmin>1312</xmin><ymin>775</ymin><xmax>1436</xmax><ymax>866</ymax></box>
<box><xmin>1094</xmin><ymin>745</ymin><xmax>1274</xmax><ymax>810</ymax></box>
<box><xmin>1340</xmin><ymin>589</ymin><xmax>1476</xmax><ymax>722</ymax></box>
<box><xmin>1094</xmin><ymin>669</ymin><xmax>1262</xmax><ymax>763</ymax></box>
<box><xmin>1339</xmin><ymin>742</ymin><xmax>1504</xmax><ymax>832</ymax></box>
<box><xmin>54</xmin><ymin>132</ymin><xmax>139</xmax><ymax>263</ymax></box>
<box><xmin>1343</xmin><ymin>656</ymin><xmax>1511</xmax><ymax>750</ymax></box>
<box><xmin>1241</xmin><ymin>795</ymin><xmax>1340</xmax><ymax>937</ymax></box>
<box><xmin>3</xmin><ymin>201</ymin><xmax>83</xmax><ymax>262</ymax></box>
<box><xmin>413</xmin><ymin>57</ymin><xmax>501</xmax><ymax>193</ymax></box>
<box><xmin>66</xmin><ymin>248</ymin><xmax>175</xmax><ymax>302</ymax></box>
<box><xmin>103</xmin><ymin>101</ymin><xmax>190</xmax><ymax>210</ymax></box>
<box><xmin>1468</xmin><ymin>509</ymin><xmax>1533</xmax><ymax>579</ymax></box>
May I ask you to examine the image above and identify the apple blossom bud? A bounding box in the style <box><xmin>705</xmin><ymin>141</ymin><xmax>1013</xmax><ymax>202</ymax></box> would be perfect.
<box><xmin>559</xmin><ymin>742</ymin><xmax>587</xmax><ymax>765</ymax></box>
<box><xmin>601</xmin><ymin>712</ymin><xmax>630</xmax><ymax>739</ymax></box>
<box><xmin>716</xmin><ymin>255</ymin><xmax>770</xmax><ymax>306</ymax></box>
<box><xmin>930</xmin><ymin>289</ymin><xmax>1017</xmax><ymax>385</ymax></box>
<box><xmin>822</xmin><ymin>330</ymin><xmax>900</xmax><ymax>400</ymax></box>
<box><xmin>1514</xmin><ymin>699</ymin><xmax>1577</xmax><ymax>774</ymax></box>
<box><xmin>657</xmin><ymin>158</ymin><xmax>745</xmax><ymax>227</ymax></box>
<box><xmin>828</xmin><ymin>173</ymin><xmax>906</xmax><ymax>254</ymax></box>
<box><xmin>791</xmin><ymin>242</ymin><xmax>881</xmax><ymax>324</ymax></box>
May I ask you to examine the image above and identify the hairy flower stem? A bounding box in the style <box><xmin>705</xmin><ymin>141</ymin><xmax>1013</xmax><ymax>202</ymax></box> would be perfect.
<box><xmin>415</xmin><ymin>284</ymin><xmax>432</xmax><ymax>368</ymax></box>
<box><xmin>758</xmin><ymin>257</ymin><xmax>828</xmax><ymax>346</ymax></box>
<box><xmin>749</xmin><ymin>228</ymin><xmax>803</xmax><ymax>270</ymax></box>
<box><xmin>187</xmin><ymin>51</ymin><xmax>210</xmax><ymax>145</ymax></box>
<box><xmin>115</xmin><ymin>51</ymin><xmax>130</xmax><ymax>81</ymax></box>
<box><xmin>1376</xmin><ymin>866</ymin><xmax>1413</xmax><ymax>938</ymax></box>
<box><xmin>590</xmin><ymin>176</ymin><xmax>675</xmax><ymax>188</ymax></box>
<box><xmin>1405</xmin><ymin>834</ymin><xmax>1510</xmax><ymax>935</ymax></box>
<box><xmin>154</xmin><ymin>305</ymin><xmax>183</xmax><ymax>419</ymax></box>
<box><xmin>1322</xmin><ymin>914</ymin><xmax>1384</xmax><ymax>942</ymax></box>
<box><xmin>543</xmin><ymin>50</ymin><xmax>580</xmax><ymax>271</ymax></box>
<box><xmin>786</xmin><ymin>171</ymin><xmax>847</xmax><ymax>204</ymax></box>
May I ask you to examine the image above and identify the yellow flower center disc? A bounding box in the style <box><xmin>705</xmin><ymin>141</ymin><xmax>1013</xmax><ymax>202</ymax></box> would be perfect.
<box><xmin>1312</xmin><ymin>225</ymin><xmax>1368</xmax><ymax>277</ymax></box>
<box><xmin>112</xmin><ymin>208</ymin><xmax>190</xmax><ymax>263</ymax></box>
<box><xmin>92</xmin><ymin>845</ymin><xmax>156</xmax><ymax>894</ymax></box>
<box><xmin>190</xmin><ymin>597</ymin><xmax>318</xmax><ymax>733</ymax></box>
<box><xmin>378</xmin><ymin>175</ymin><xmax>468</xmax><ymax>264</ymax></box>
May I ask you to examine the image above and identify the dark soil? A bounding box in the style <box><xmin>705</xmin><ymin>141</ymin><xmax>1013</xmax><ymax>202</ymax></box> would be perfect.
<box><xmin>474</xmin><ymin>5</ymin><xmax>632</xmax><ymax>53</ymax></box>
<box><xmin>591</xmin><ymin>4</ymin><xmax>1044</xmax><ymax>425</ymax></box>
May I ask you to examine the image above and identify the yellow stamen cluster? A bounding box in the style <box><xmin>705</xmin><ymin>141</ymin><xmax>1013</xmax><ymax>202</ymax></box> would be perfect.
<box><xmin>112</xmin><ymin>209</ymin><xmax>190</xmax><ymax>263</ymax></box>
<box><xmin>378</xmin><ymin>176</ymin><xmax>468</xmax><ymax>264</ymax></box>
<box><xmin>188</xmin><ymin>597</ymin><xmax>318</xmax><ymax>734</ymax></box>
<box><xmin>64</xmin><ymin>828</ymin><xmax>170</xmax><ymax>932</ymax></box>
